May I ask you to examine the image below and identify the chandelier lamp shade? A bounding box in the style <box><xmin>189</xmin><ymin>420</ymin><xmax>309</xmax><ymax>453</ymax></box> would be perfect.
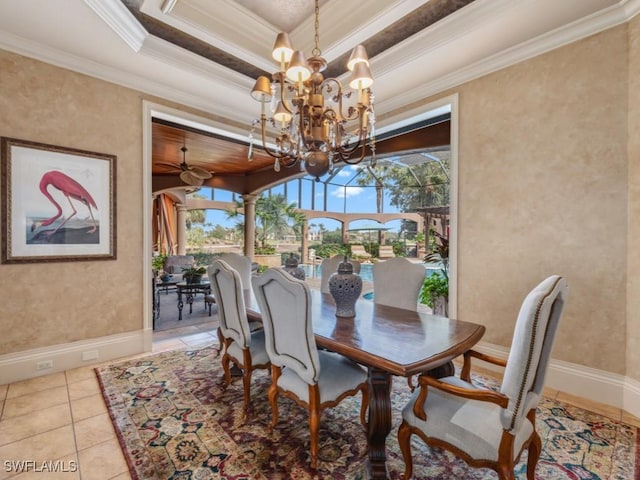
<box><xmin>249</xmin><ymin>0</ymin><xmax>376</xmax><ymax>179</ymax></box>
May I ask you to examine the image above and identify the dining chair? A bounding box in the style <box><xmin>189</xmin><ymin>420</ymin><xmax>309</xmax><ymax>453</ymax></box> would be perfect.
<box><xmin>397</xmin><ymin>275</ymin><xmax>568</xmax><ymax>480</ymax></box>
<box><xmin>373</xmin><ymin>257</ymin><xmax>427</xmax><ymax>389</ymax></box>
<box><xmin>252</xmin><ymin>268</ymin><xmax>369</xmax><ymax>469</ymax></box>
<box><xmin>206</xmin><ymin>252</ymin><xmax>257</xmax><ymax>353</ymax></box>
<box><xmin>320</xmin><ymin>254</ymin><xmax>361</xmax><ymax>294</ymax></box>
<box><xmin>373</xmin><ymin>257</ymin><xmax>426</xmax><ymax>311</ymax></box>
<box><xmin>208</xmin><ymin>259</ymin><xmax>270</xmax><ymax>416</ymax></box>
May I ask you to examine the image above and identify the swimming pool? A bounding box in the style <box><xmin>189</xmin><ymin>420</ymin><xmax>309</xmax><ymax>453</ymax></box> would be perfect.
<box><xmin>302</xmin><ymin>261</ymin><xmax>441</xmax><ymax>283</ymax></box>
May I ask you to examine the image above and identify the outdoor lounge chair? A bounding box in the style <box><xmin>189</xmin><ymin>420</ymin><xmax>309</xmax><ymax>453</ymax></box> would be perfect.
<box><xmin>351</xmin><ymin>244</ymin><xmax>371</xmax><ymax>259</ymax></box>
<box><xmin>378</xmin><ymin>245</ymin><xmax>396</xmax><ymax>259</ymax></box>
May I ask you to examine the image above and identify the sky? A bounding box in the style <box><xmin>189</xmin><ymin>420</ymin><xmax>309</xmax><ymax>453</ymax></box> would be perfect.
<box><xmin>201</xmin><ymin>164</ymin><xmax>404</xmax><ymax>233</ymax></box>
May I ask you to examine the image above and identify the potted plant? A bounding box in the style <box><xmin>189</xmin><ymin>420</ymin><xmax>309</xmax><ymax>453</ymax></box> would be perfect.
<box><xmin>152</xmin><ymin>253</ymin><xmax>167</xmax><ymax>277</ymax></box>
<box><xmin>420</xmin><ymin>230</ymin><xmax>449</xmax><ymax>316</ymax></box>
<box><xmin>182</xmin><ymin>265</ymin><xmax>207</xmax><ymax>284</ymax></box>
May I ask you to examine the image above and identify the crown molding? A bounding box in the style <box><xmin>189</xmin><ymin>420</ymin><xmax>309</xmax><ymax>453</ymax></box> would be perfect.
<box><xmin>303</xmin><ymin>0</ymin><xmax>430</xmax><ymax>62</ymax></box>
<box><xmin>3</xmin><ymin>0</ymin><xmax>640</xmax><ymax>133</ymax></box>
<box><xmin>155</xmin><ymin>0</ymin><xmax>277</xmax><ymax>72</ymax></box>
<box><xmin>0</xmin><ymin>28</ymin><xmax>249</xmax><ymax>129</ymax></box>
<box><xmin>140</xmin><ymin>35</ymin><xmax>254</xmax><ymax>90</ymax></box>
<box><xmin>376</xmin><ymin>0</ymin><xmax>638</xmax><ymax>117</ymax></box>
<box><xmin>624</xmin><ymin>0</ymin><xmax>640</xmax><ymax>18</ymax></box>
<box><xmin>370</xmin><ymin>0</ymin><xmax>516</xmax><ymax>78</ymax></box>
<box><xmin>83</xmin><ymin>0</ymin><xmax>147</xmax><ymax>52</ymax></box>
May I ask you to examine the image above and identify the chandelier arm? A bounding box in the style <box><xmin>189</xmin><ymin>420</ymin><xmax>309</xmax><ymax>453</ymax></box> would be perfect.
<box><xmin>276</xmin><ymin>73</ymin><xmax>294</xmax><ymax>114</ymax></box>
<box><xmin>321</xmin><ymin>78</ymin><xmax>359</xmax><ymax>122</ymax></box>
<box><xmin>258</xmin><ymin>115</ymin><xmax>292</xmax><ymax>160</ymax></box>
<box><xmin>280</xmin><ymin>157</ymin><xmax>299</xmax><ymax>168</ymax></box>
<box><xmin>340</xmin><ymin>142</ymin><xmax>368</xmax><ymax>164</ymax></box>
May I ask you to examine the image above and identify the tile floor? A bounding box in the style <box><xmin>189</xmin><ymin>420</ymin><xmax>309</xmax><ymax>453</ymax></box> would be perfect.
<box><xmin>0</xmin><ymin>321</ymin><xmax>638</xmax><ymax>480</ymax></box>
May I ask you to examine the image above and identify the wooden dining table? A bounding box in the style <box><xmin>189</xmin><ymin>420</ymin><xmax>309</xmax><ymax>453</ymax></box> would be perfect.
<box><xmin>245</xmin><ymin>289</ymin><xmax>485</xmax><ymax>479</ymax></box>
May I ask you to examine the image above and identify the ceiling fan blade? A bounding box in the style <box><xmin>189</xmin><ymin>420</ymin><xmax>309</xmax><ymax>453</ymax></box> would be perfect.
<box><xmin>180</xmin><ymin>170</ymin><xmax>204</xmax><ymax>186</ymax></box>
<box><xmin>155</xmin><ymin>162</ymin><xmax>182</xmax><ymax>170</ymax></box>
<box><xmin>188</xmin><ymin>165</ymin><xmax>213</xmax><ymax>179</ymax></box>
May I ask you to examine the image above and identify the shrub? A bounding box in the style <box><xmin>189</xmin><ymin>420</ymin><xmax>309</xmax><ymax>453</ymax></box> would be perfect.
<box><xmin>255</xmin><ymin>245</ymin><xmax>276</xmax><ymax>255</ymax></box>
<box><xmin>419</xmin><ymin>272</ymin><xmax>448</xmax><ymax>307</ymax></box>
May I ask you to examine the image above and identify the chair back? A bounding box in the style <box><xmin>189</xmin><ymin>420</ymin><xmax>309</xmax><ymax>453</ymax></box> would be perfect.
<box><xmin>252</xmin><ymin>268</ymin><xmax>320</xmax><ymax>385</ymax></box>
<box><xmin>373</xmin><ymin>257</ymin><xmax>426</xmax><ymax>310</ymax></box>
<box><xmin>320</xmin><ymin>255</ymin><xmax>361</xmax><ymax>293</ymax></box>
<box><xmin>500</xmin><ymin>275</ymin><xmax>568</xmax><ymax>432</ymax></box>
<box><xmin>208</xmin><ymin>260</ymin><xmax>251</xmax><ymax>349</ymax></box>
<box><xmin>219</xmin><ymin>253</ymin><xmax>252</xmax><ymax>291</ymax></box>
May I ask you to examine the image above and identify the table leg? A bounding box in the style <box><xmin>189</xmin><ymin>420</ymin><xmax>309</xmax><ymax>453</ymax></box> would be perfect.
<box><xmin>177</xmin><ymin>290</ymin><xmax>184</xmax><ymax>321</ymax></box>
<box><xmin>187</xmin><ymin>292</ymin><xmax>194</xmax><ymax>314</ymax></box>
<box><xmin>366</xmin><ymin>366</ymin><xmax>393</xmax><ymax>479</ymax></box>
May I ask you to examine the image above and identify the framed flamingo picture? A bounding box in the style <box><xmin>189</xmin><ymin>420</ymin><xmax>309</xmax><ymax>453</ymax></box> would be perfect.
<box><xmin>1</xmin><ymin>137</ymin><xmax>116</xmax><ymax>263</ymax></box>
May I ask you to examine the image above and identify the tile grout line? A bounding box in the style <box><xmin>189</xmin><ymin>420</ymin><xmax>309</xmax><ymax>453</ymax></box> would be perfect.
<box><xmin>64</xmin><ymin>370</ymin><xmax>82</xmax><ymax>480</ymax></box>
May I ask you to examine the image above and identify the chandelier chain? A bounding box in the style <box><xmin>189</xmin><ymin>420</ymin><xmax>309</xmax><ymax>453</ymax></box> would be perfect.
<box><xmin>312</xmin><ymin>0</ymin><xmax>321</xmax><ymax>57</ymax></box>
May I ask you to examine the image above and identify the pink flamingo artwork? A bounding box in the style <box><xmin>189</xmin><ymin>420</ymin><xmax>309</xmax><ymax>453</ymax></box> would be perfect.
<box><xmin>31</xmin><ymin>170</ymin><xmax>99</xmax><ymax>236</ymax></box>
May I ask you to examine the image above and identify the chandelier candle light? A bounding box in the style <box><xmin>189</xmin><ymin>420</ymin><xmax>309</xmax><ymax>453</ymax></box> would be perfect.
<box><xmin>249</xmin><ymin>0</ymin><xmax>376</xmax><ymax>179</ymax></box>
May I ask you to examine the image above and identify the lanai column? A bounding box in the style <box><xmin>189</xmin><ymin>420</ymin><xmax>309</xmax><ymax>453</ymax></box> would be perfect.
<box><xmin>301</xmin><ymin>220</ymin><xmax>308</xmax><ymax>263</ymax></box>
<box><xmin>243</xmin><ymin>194</ymin><xmax>257</xmax><ymax>260</ymax></box>
<box><xmin>176</xmin><ymin>203</ymin><xmax>187</xmax><ymax>255</ymax></box>
<box><xmin>341</xmin><ymin>221</ymin><xmax>348</xmax><ymax>244</ymax></box>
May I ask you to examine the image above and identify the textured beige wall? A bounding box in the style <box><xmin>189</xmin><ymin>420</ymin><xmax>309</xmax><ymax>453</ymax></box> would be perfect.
<box><xmin>0</xmin><ymin>50</ymin><xmax>144</xmax><ymax>355</ymax></box>
<box><xmin>453</xmin><ymin>26</ymin><xmax>629</xmax><ymax>373</ymax></box>
<box><xmin>627</xmin><ymin>15</ymin><xmax>640</xmax><ymax>381</ymax></box>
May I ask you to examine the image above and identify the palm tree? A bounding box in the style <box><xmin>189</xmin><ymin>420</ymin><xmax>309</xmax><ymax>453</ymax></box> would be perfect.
<box><xmin>227</xmin><ymin>194</ymin><xmax>306</xmax><ymax>248</ymax></box>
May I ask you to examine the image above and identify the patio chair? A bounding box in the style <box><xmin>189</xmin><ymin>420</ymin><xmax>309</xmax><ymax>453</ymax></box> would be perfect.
<box><xmin>398</xmin><ymin>275</ymin><xmax>568</xmax><ymax>480</ymax></box>
<box><xmin>252</xmin><ymin>268</ymin><xmax>369</xmax><ymax>469</ymax></box>
<box><xmin>208</xmin><ymin>259</ymin><xmax>270</xmax><ymax>416</ymax></box>
<box><xmin>320</xmin><ymin>254</ymin><xmax>361</xmax><ymax>294</ymax></box>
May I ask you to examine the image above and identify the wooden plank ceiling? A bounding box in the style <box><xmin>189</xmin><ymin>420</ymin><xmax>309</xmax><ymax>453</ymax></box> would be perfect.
<box><xmin>151</xmin><ymin>118</ymin><xmax>452</xmax><ymax>194</ymax></box>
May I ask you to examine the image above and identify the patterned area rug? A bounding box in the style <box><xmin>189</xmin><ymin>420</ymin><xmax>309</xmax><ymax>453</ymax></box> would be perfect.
<box><xmin>96</xmin><ymin>344</ymin><xmax>639</xmax><ymax>479</ymax></box>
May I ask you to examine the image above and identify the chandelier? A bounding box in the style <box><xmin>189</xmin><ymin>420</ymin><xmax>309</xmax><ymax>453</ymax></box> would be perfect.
<box><xmin>248</xmin><ymin>0</ymin><xmax>376</xmax><ymax>179</ymax></box>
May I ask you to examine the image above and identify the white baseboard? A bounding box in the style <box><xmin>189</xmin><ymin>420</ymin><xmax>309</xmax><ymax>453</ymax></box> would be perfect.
<box><xmin>0</xmin><ymin>329</ymin><xmax>152</xmax><ymax>385</ymax></box>
<box><xmin>475</xmin><ymin>341</ymin><xmax>640</xmax><ymax>418</ymax></box>
<box><xmin>2</xmin><ymin>335</ymin><xmax>640</xmax><ymax>419</ymax></box>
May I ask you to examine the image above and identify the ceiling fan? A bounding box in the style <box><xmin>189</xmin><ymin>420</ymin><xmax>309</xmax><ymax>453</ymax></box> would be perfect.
<box><xmin>157</xmin><ymin>145</ymin><xmax>213</xmax><ymax>186</ymax></box>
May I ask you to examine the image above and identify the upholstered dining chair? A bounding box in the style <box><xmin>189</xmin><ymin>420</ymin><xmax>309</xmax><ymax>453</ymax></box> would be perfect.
<box><xmin>208</xmin><ymin>259</ymin><xmax>270</xmax><ymax>416</ymax></box>
<box><xmin>252</xmin><ymin>268</ymin><xmax>369</xmax><ymax>469</ymax></box>
<box><xmin>372</xmin><ymin>257</ymin><xmax>427</xmax><ymax>390</ymax></box>
<box><xmin>205</xmin><ymin>252</ymin><xmax>253</xmax><ymax>313</ymax></box>
<box><xmin>320</xmin><ymin>254</ymin><xmax>361</xmax><ymax>294</ymax></box>
<box><xmin>397</xmin><ymin>275</ymin><xmax>568</xmax><ymax>480</ymax></box>
<box><xmin>372</xmin><ymin>257</ymin><xmax>425</xmax><ymax>311</ymax></box>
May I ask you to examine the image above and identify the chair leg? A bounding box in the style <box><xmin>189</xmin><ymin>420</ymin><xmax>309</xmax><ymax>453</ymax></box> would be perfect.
<box><xmin>397</xmin><ymin>421</ymin><xmax>413</xmax><ymax>480</ymax></box>
<box><xmin>496</xmin><ymin>465</ymin><xmax>515</xmax><ymax>480</ymax></box>
<box><xmin>308</xmin><ymin>385</ymin><xmax>321</xmax><ymax>469</ymax></box>
<box><xmin>217</xmin><ymin>328</ymin><xmax>224</xmax><ymax>351</ymax></box>
<box><xmin>526</xmin><ymin>409</ymin><xmax>541</xmax><ymax>480</ymax></box>
<box><xmin>221</xmin><ymin>353</ymin><xmax>231</xmax><ymax>387</ymax></box>
<box><xmin>268</xmin><ymin>366</ymin><xmax>281</xmax><ymax>431</ymax></box>
<box><xmin>242</xmin><ymin>368</ymin><xmax>251</xmax><ymax>416</ymax></box>
<box><xmin>527</xmin><ymin>431</ymin><xmax>542</xmax><ymax>480</ymax></box>
<box><xmin>221</xmin><ymin>338</ymin><xmax>232</xmax><ymax>386</ymax></box>
<box><xmin>241</xmin><ymin>350</ymin><xmax>253</xmax><ymax>417</ymax></box>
